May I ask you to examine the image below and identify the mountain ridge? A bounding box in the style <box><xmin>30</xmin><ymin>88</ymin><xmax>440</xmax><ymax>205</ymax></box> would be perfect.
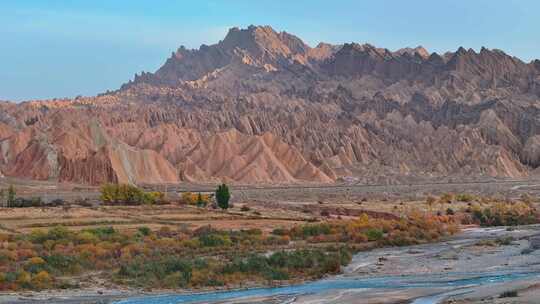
<box><xmin>1</xmin><ymin>25</ymin><xmax>540</xmax><ymax>185</ymax></box>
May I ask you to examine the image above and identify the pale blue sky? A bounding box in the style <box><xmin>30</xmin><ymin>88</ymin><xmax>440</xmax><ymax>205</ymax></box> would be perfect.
<box><xmin>1</xmin><ymin>0</ymin><xmax>538</xmax><ymax>101</ymax></box>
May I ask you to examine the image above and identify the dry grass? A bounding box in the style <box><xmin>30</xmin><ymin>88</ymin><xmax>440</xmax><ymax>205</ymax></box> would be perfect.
<box><xmin>0</xmin><ymin>203</ymin><xmax>307</xmax><ymax>234</ymax></box>
<box><xmin>1</xmin><ymin>189</ymin><xmax>537</xmax><ymax>236</ymax></box>
<box><xmin>0</xmin><ymin>197</ymin><xmax>469</xmax><ymax>235</ymax></box>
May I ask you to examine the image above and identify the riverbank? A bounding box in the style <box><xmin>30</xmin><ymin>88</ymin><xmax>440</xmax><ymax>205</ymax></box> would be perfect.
<box><xmin>290</xmin><ymin>224</ymin><xmax>540</xmax><ymax>304</ymax></box>
<box><xmin>3</xmin><ymin>224</ymin><xmax>535</xmax><ymax>304</ymax></box>
<box><xmin>440</xmin><ymin>278</ymin><xmax>540</xmax><ymax>304</ymax></box>
<box><xmin>0</xmin><ymin>288</ymin><xmax>131</xmax><ymax>304</ymax></box>
<box><xmin>195</xmin><ymin>224</ymin><xmax>540</xmax><ymax>304</ymax></box>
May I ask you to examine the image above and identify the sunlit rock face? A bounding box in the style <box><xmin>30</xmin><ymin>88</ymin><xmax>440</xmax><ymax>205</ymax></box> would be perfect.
<box><xmin>1</xmin><ymin>25</ymin><xmax>540</xmax><ymax>185</ymax></box>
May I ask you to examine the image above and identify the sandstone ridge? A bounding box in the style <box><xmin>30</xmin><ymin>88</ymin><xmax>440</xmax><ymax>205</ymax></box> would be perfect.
<box><xmin>1</xmin><ymin>25</ymin><xmax>540</xmax><ymax>185</ymax></box>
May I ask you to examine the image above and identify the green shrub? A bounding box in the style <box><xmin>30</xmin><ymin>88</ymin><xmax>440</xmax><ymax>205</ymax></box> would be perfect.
<box><xmin>43</xmin><ymin>254</ymin><xmax>82</xmax><ymax>275</ymax></box>
<box><xmin>293</xmin><ymin>223</ymin><xmax>332</xmax><ymax>238</ymax></box>
<box><xmin>365</xmin><ymin>229</ymin><xmax>384</xmax><ymax>241</ymax></box>
<box><xmin>48</xmin><ymin>226</ymin><xmax>71</xmax><ymax>241</ymax></box>
<box><xmin>29</xmin><ymin>226</ymin><xmax>72</xmax><ymax>244</ymax></box>
<box><xmin>7</xmin><ymin>185</ymin><xmax>16</xmax><ymax>207</ymax></box>
<box><xmin>215</xmin><ymin>184</ymin><xmax>230</xmax><ymax>210</ymax></box>
<box><xmin>84</xmin><ymin>227</ymin><xmax>117</xmax><ymax>240</ymax></box>
<box><xmin>263</xmin><ymin>268</ymin><xmax>289</xmax><ymax>280</ymax></box>
<box><xmin>198</xmin><ymin>234</ymin><xmax>232</xmax><ymax>247</ymax></box>
<box><xmin>472</xmin><ymin>202</ymin><xmax>539</xmax><ymax>227</ymax></box>
<box><xmin>137</xmin><ymin>227</ymin><xmax>152</xmax><ymax>236</ymax></box>
<box><xmin>455</xmin><ymin>193</ymin><xmax>475</xmax><ymax>202</ymax></box>
<box><xmin>196</xmin><ymin>193</ymin><xmax>207</xmax><ymax>208</ymax></box>
<box><xmin>100</xmin><ymin>184</ymin><xmax>164</xmax><ymax>205</ymax></box>
<box><xmin>271</xmin><ymin>228</ymin><xmax>287</xmax><ymax>236</ymax></box>
<box><xmin>118</xmin><ymin>257</ymin><xmax>192</xmax><ymax>287</ymax></box>
<box><xmin>75</xmin><ymin>231</ymin><xmax>98</xmax><ymax>244</ymax></box>
<box><xmin>10</xmin><ymin>197</ymin><xmax>44</xmax><ymax>208</ymax></box>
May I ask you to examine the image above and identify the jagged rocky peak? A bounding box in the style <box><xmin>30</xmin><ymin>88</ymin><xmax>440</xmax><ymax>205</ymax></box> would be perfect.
<box><xmin>395</xmin><ymin>46</ymin><xmax>430</xmax><ymax>59</ymax></box>
<box><xmin>323</xmin><ymin>42</ymin><xmax>434</xmax><ymax>79</ymax></box>
<box><xmin>446</xmin><ymin>46</ymin><xmax>534</xmax><ymax>83</ymax></box>
<box><xmin>341</xmin><ymin>43</ymin><xmax>391</xmax><ymax>58</ymax></box>
<box><xmin>334</xmin><ymin>43</ymin><xmax>433</xmax><ymax>63</ymax></box>
<box><xmin>314</xmin><ymin>42</ymin><xmax>341</xmax><ymax>51</ymax></box>
<box><xmin>449</xmin><ymin>46</ymin><xmax>524</xmax><ymax>64</ymax></box>
<box><xmin>307</xmin><ymin>42</ymin><xmax>341</xmax><ymax>61</ymax></box>
<box><xmin>171</xmin><ymin>45</ymin><xmax>195</xmax><ymax>59</ymax></box>
<box><xmin>426</xmin><ymin>52</ymin><xmax>446</xmax><ymax>65</ymax></box>
<box><xmin>278</xmin><ymin>30</ymin><xmax>311</xmax><ymax>54</ymax></box>
<box><xmin>219</xmin><ymin>25</ymin><xmax>310</xmax><ymax>59</ymax></box>
<box><xmin>125</xmin><ymin>25</ymin><xmax>316</xmax><ymax>87</ymax></box>
<box><xmin>122</xmin><ymin>26</ymin><xmax>540</xmax><ymax>91</ymax></box>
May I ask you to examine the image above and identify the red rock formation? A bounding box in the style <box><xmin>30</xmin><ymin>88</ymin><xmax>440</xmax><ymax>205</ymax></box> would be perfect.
<box><xmin>0</xmin><ymin>123</ymin><xmax>13</xmax><ymax>140</ymax></box>
<box><xmin>58</xmin><ymin>148</ymin><xmax>118</xmax><ymax>185</ymax></box>
<box><xmin>178</xmin><ymin>130</ymin><xmax>332</xmax><ymax>183</ymax></box>
<box><xmin>1</xmin><ymin>25</ymin><xmax>540</xmax><ymax>185</ymax></box>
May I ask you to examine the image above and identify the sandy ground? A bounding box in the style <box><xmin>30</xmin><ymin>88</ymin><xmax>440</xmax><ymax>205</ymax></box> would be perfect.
<box><xmin>442</xmin><ymin>280</ymin><xmax>540</xmax><ymax>304</ymax></box>
<box><xmin>344</xmin><ymin>226</ymin><xmax>540</xmax><ymax>277</ymax></box>
<box><xmin>4</xmin><ymin>176</ymin><xmax>540</xmax><ymax>205</ymax></box>
<box><xmin>0</xmin><ymin>289</ymin><xmax>133</xmax><ymax>304</ymax></box>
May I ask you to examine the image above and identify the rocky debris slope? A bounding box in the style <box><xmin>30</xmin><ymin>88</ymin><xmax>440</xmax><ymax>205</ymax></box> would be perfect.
<box><xmin>1</xmin><ymin>25</ymin><xmax>540</xmax><ymax>185</ymax></box>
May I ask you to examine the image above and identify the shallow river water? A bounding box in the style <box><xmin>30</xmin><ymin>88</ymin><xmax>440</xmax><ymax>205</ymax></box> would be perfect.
<box><xmin>114</xmin><ymin>271</ymin><xmax>540</xmax><ymax>304</ymax></box>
